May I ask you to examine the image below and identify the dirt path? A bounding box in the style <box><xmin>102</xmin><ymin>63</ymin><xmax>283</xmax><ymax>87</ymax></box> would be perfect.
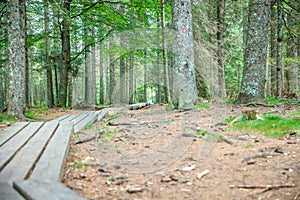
<box><xmin>63</xmin><ymin>104</ymin><xmax>300</xmax><ymax>200</ymax></box>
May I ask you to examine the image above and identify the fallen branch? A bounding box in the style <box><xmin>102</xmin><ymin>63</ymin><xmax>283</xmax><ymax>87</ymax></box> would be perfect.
<box><xmin>218</xmin><ymin>134</ymin><xmax>235</xmax><ymax>145</ymax></box>
<box><xmin>242</xmin><ymin>152</ymin><xmax>281</xmax><ymax>163</ymax></box>
<box><xmin>230</xmin><ymin>183</ymin><xmax>295</xmax><ymax>190</ymax></box>
<box><xmin>73</xmin><ymin>131</ymin><xmax>103</xmax><ymax>145</ymax></box>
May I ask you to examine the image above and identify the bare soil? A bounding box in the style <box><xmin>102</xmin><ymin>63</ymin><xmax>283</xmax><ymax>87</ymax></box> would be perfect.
<box><xmin>63</xmin><ymin>104</ymin><xmax>300</xmax><ymax>200</ymax></box>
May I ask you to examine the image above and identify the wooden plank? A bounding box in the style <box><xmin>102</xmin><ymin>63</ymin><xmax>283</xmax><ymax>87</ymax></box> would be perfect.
<box><xmin>13</xmin><ymin>179</ymin><xmax>84</xmax><ymax>200</ymax></box>
<box><xmin>59</xmin><ymin>114</ymin><xmax>77</xmax><ymax>123</ymax></box>
<box><xmin>30</xmin><ymin>122</ymin><xmax>73</xmax><ymax>181</ymax></box>
<box><xmin>71</xmin><ymin>112</ymin><xmax>89</xmax><ymax>125</ymax></box>
<box><xmin>0</xmin><ymin>122</ymin><xmax>59</xmax><ymax>185</ymax></box>
<box><xmin>97</xmin><ymin>108</ymin><xmax>110</xmax><ymax>121</ymax></box>
<box><xmin>0</xmin><ymin>122</ymin><xmax>29</xmax><ymax>147</ymax></box>
<box><xmin>51</xmin><ymin>114</ymin><xmax>71</xmax><ymax>122</ymax></box>
<box><xmin>74</xmin><ymin>112</ymin><xmax>97</xmax><ymax>133</ymax></box>
<box><xmin>0</xmin><ymin>122</ymin><xmax>44</xmax><ymax>171</ymax></box>
<box><xmin>0</xmin><ymin>182</ymin><xmax>24</xmax><ymax>200</ymax></box>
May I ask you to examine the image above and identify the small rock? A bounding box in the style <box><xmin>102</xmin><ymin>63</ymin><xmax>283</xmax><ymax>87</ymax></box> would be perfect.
<box><xmin>170</xmin><ymin>181</ymin><xmax>177</xmax><ymax>185</ymax></box>
<box><xmin>127</xmin><ymin>186</ymin><xmax>143</xmax><ymax>193</ymax></box>
<box><xmin>75</xmin><ymin>182</ymin><xmax>84</xmax><ymax>190</ymax></box>
<box><xmin>170</xmin><ymin>174</ymin><xmax>178</xmax><ymax>181</ymax></box>
<box><xmin>247</xmin><ymin>159</ymin><xmax>257</xmax><ymax>165</ymax></box>
<box><xmin>186</xmin><ymin>182</ymin><xmax>192</xmax><ymax>186</ymax></box>
<box><xmin>182</xmin><ymin>164</ymin><xmax>196</xmax><ymax>172</ymax></box>
<box><xmin>197</xmin><ymin>169</ymin><xmax>209</xmax><ymax>179</ymax></box>
<box><xmin>161</xmin><ymin>176</ymin><xmax>172</xmax><ymax>182</ymax></box>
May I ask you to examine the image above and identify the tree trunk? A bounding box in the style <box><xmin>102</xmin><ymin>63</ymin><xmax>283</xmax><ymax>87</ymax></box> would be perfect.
<box><xmin>120</xmin><ymin>34</ymin><xmax>126</xmax><ymax>103</ymax></box>
<box><xmin>7</xmin><ymin>0</ymin><xmax>26</xmax><ymax>119</ymax></box>
<box><xmin>0</xmin><ymin>53</ymin><xmax>3</xmax><ymax>110</ymax></box>
<box><xmin>269</xmin><ymin>0</ymin><xmax>277</xmax><ymax>97</ymax></box>
<box><xmin>172</xmin><ymin>0</ymin><xmax>198</xmax><ymax>109</ymax></box>
<box><xmin>161</xmin><ymin>0</ymin><xmax>171</xmax><ymax>103</ymax></box>
<box><xmin>84</xmin><ymin>24</ymin><xmax>92</xmax><ymax>104</ymax></box>
<box><xmin>276</xmin><ymin>0</ymin><xmax>283</xmax><ymax>96</ymax></box>
<box><xmin>216</xmin><ymin>0</ymin><xmax>226</xmax><ymax>99</ymax></box>
<box><xmin>236</xmin><ymin>0</ymin><xmax>270</xmax><ymax>104</ymax></box>
<box><xmin>60</xmin><ymin>0</ymin><xmax>72</xmax><ymax>107</ymax></box>
<box><xmin>143</xmin><ymin>51</ymin><xmax>147</xmax><ymax>102</ymax></box>
<box><xmin>99</xmin><ymin>47</ymin><xmax>104</xmax><ymax>105</ymax></box>
<box><xmin>129</xmin><ymin>52</ymin><xmax>134</xmax><ymax>104</ymax></box>
<box><xmin>43</xmin><ymin>0</ymin><xmax>54</xmax><ymax>107</ymax></box>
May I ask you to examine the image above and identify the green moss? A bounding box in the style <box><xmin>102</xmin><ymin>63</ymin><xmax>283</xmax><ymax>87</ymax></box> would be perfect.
<box><xmin>196</xmin><ymin>130</ymin><xmax>208</xmax><ymax>135</ymax></box>
<box><xmin>266</xmin><ymin>96</ymin><xmax>298</xmax><ymax>105</ymax></box>
<box><xmin>197</xmin><ymin>102</ymin><xmax>210</xmax><ymax>109</ymax></box>
<box><xmin>230</xmin><ymin>115</ymin><xmax>300</xmax><ymax>137</ymax></box>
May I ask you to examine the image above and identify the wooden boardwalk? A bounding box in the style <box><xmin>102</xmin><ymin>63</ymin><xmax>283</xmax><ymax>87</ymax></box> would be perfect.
<box><xmin>0</xmin><ymin>108</ymin><xmax>110</xmax><ymax>200</ymax></box>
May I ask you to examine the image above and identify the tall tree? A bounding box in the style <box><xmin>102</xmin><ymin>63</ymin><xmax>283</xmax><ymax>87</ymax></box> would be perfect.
<box><xmin>43</xmin><ymin>0</ymin><xmax>54</xmax><ymax>107</ymax></box>
<box><xmin>236</xmin><ymin>0</ymin><xmax>270</xmax><ymax>103</ymax></box>
<box><xmin>216</xmin><ymin>0</ymin><xmax>226</xmax><ymax>99</ymax></box>
<box><xmin>161</xmin><ymin>0</ymin><xmax>171</xmax><ymax>103</ymax></box>
<box><xmin>276</xmin><ymin>0</ymin><xmax>283</xmax><ymax>96</ymax></box>
<box><xmin>7</xmin><ymin>0</ymin><xmax>26</xmax><ymax>119</ymax></box>
<box><xmin>269</xmin><ymin>0</ymin><xmax>277</xmax><ymax>96</ymax></box>
<box><xmin>172</xmin><ymin>0</ymin><xmax>198</xmax><ymax>108</ymax></box>
<box><xmin>60</xmin><ymin>0</ymin><xmax>72</xmax><ymax>107</ymax></box>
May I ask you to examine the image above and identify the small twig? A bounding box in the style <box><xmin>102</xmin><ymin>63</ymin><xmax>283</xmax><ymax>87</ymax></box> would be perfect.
<box><xmin>242</xmin><ymin>152</ymin><xmax>281</xmax><ymax>163</ymax></box>
<box><xmin>230</xmin><ymin>183</ymin><xmax>295</xmax><ymax>190</ymax></box>
<box><xmin>73</xmin><ymin>131</ymin><xmax>103</xmax><ymax>145</ymax></box>
<box><xmin>218</xmin><ymin>134</ymin><xmax>235</xmax><ymax>145</ymax></box>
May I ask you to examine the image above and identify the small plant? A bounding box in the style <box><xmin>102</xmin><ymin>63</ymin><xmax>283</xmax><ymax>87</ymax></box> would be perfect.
<box><xmin>244</xmin><ymin>143</ymin><xmax>252</xmax><ymax>148</ymax></box>
<box><xmin>224</xmin><ymin>116</ymin><xmax>237</xmax><ymax>124</ymax></box>
<box><xmin>196</xmin><ymin>130</ymin><xmax>208</xmax><ymax>136</ymax></box>
<box><xmin>197</xmin><ymin>103</ymin><xmax>210</xmax><ymax>109</ymax></box>
<box><xmin>75</xmin><ymin>162</ymin><xmax>84</xmax><ymax>168</ymax></box>
<box><xmin>85</xmin><ymin>123</ymin><xmax>94</xmax><ymax>130</ymax></box>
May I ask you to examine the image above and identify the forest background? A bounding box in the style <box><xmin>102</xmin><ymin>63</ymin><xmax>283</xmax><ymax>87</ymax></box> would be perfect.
<box><xmin>0</xmin><ymin>0</ymin><xmax>299</xmax><ymax>120</ymax></box>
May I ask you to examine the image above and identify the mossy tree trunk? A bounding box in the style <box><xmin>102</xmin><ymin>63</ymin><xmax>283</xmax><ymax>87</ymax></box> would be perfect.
<box><xmin>172</xmin><ymin>0</ymin><xmax>198</xmax><ymax>109</ymax></box>
<box><xmin>236</xmin><ymin>0</ymin><xmax>270</xmax><ymax>104</ymax></box>
<box><xmin>7</xmin><ymin>0</ymin><xmax>26</xmax><ymax>119</ymax></box>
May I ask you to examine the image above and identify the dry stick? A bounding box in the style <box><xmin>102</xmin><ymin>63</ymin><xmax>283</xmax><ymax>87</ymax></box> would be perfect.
<box><xmin>73</xmin><ymin>131</ymin><xmax>104</xmax><ymax>145</ymax></box>
<box><xmin>218</xmin><ymin>133</ymin><xmax>235</xmax><ymax>145</ymax></box>
<box><xmin>230</xmin><ymin>183</ymin><xmax>295</xmax><ymax>190</ymax></box>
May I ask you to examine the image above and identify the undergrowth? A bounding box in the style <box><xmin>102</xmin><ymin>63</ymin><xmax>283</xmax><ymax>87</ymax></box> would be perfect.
<box><xmin>230</xmin><ymin>115</ymin><xmax>300</xmax><ymax>137</ymax></box>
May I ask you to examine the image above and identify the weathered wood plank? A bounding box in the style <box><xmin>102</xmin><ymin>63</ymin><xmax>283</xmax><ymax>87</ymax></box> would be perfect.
<box><xmin>0</xmin><ymin>122</ymin><xmax>44</xmax><ymax>171</ymax></box>
<box><xmin>74</xmin><ymin>112</ymin><xmax>97</xmax><ymax>133</ymax></box>
<box><xmin>0</xmin><ymin>122</ymin><xmax>59</xmax><ymax>185</ymax></box>
<box><xmin>13</xmin><ymin>179</ymin><xmax>84</xmax><ymax>200</ymax></box>
<box><xmin>59</xmin><ymin>114</ymin><xmax>77</xmax><ymax>123</ymax></box>
<box><xmin>71</xmin><ymin>112</ymin><xmax>89</xmax><ymax>125</ymax></box>
<box><xmin>97</xmin><ymin>108</ymin><xmax>110</xmax><ymax>121</ymax></box>
<box><xmin>30</xmin><ymin>122</ymin><xmax>73</xmax><ymax>181</ymax></box>
<box><xmin>0</xmin><ymin>182</ymin><xmax>24</xmax><ymax>200</ymax></box>
<box><xmin>0</xmin><ymin>122</ymin><xmax>29</xmax><ymax>147</ymax></box>
<box><xmin>51</xmin><ymin>114</ymin><xmax>71</xmax><ymax>122</ymax></box>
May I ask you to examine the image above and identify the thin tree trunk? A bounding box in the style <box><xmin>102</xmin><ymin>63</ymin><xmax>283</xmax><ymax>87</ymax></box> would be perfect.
<box><xmin>99</xmin><ymin>47</ymin><xmax>104</xmax><ymax>104</ymax></box>
<box><xmin>143</xmin><ymin>51</ymin><xmax>147</xmax><ymax>102</ymax></box>
<box><xmin>120</xmin><ymin>35</ymin><xmax>126</xmax><ymax>103</ymax></box>
<box><xmin>161</xmin><ymin>0</ymin><xmax>171</xmax><ymax>103</ymax></box>
<box><xmin>60</xmin><ymin>0</ymin><xmax>72</xmax><ymax>107</ymax></box>
<box><xmin>276</xmin><ymin>0</ymin><xmax>283</xmax><ymax>96</ymax></box>
<box><xmin>216</xmin><ymin>0</ymin><xmax>226</xmax><ymax>99</ymax></box>
<box><xmin>0</xmin><ymin>53</ymin><xmax>3</xmax><ymax>110</ymax></box>
<box><xmin>270</xmin><ymin>0</ymin><xmax>277</xmax><ymax>97</ymax></box>
<box><xmin>44</xmin><ymin>0</ymin><xmax>54</xmax><ymax>107</ymax></box>
<box><xmin>129</xmin><ymin>52</ymin><xmax>134</xmax><ymax>104</ymax></box>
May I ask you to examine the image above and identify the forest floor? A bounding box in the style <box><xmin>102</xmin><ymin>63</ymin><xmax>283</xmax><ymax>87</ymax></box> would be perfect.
<box><xmin>61</xmin><ymin>103</ymin><xmax>300</xmax><ymax>200</ymax></box>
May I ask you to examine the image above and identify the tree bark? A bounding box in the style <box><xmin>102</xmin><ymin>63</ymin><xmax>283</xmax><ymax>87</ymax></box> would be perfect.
<box><xmin>119</xmin><ymin>34</ymin><xmax>127</xmax><ymax>103</ymax></box>
<box><xmin>161</xmin><ymin>0</ymin><xmax>171</xmax><ymax>103</ymax></box>
<box><xmin>7</xmin><ymin>0</ymin><xmax>26</xmax><ymax>119</ymax></box>
<box><xmin>60</xmin><ymin>0</ymin><xmax>72</xmax><ymax>107</ymax></box>
<box><xmin>129</xmin><ymin>52</ymin><xmax>134</xmax><ymax>104</ymax></box>
<box><xmin>44</xmin><ymin>0</ymin><xmax>54</xmax><ymax>107</ymax></box>
<box><xmin>236</xmin><ymin>0</ymin><xmax>270</xmax><ymax>104</ymax></box>
<box><xmin>216</xmin><ymin>0</ymin><xmax>226</xmax><ymax>99</ymax></box>
<box><xmin>172</xmin><ymin>0</ymin><xmax>198</xmax><ymax>109</ymax></box>
<box><xmin>276</xmin><ymin>0</ymin><xmax>283</xmax><ymax>96</ymax></box>
<box><xmin>99</xmin><ymin>46</ymin><xmax>104</xmax><ymax>105</ymax></box>
<box><xmin>269</xmin><ymin>0</ymin><xmax>277</xmax><ymax>97</ymax></box>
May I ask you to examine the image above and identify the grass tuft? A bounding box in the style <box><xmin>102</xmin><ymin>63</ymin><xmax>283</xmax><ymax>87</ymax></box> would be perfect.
<box><xmin>230</xmin><ymin>115</ymin><xmax>300</xmax><ymax>137</ymax></box>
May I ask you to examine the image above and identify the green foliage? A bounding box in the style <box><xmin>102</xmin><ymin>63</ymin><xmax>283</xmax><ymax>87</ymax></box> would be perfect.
<box><xmin>25</xmin><ymin>107</ymin><xmax>50</xmax><ymax>120</ymax></box>
<box><xmin>197</xmin><ymin>102</ymin><xmax>210</xmax><ymax>109</ymax></box>
<box><xmin>230</xmin><ymin>115</ymin><xmax>300</xmax><ymax>137</ymax></box>
<box><xmin>196</xmin><ymin>130</ymin><xmax>208</xmax><ymax>136</ymax></box>
<box><xmin>224</xmin><ymin>116</ymin><xmax>237</xmax><ymax>124</ymax></box>
<box><xmin>266</xmin><ymin>96</ymin><xmax>299</xmax><ymax>105</ymax></box>
<box><xmin>0</xmin><ymin>113</ymin><xmax>18</xmax><ymax>125</ymax></box>
<box><xmin>85</xmin><ymin>123</ymin><xmax>94</xmax><ymax>130</ymax></box>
